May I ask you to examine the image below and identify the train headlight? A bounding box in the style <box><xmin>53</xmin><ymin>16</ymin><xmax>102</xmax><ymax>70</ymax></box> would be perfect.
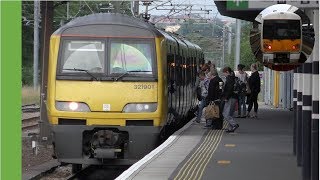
<box><xmin>69</xmin><ymin>102</ymin><xmax>78</xmax><ymax>111</ymax></box>
<box><xmin>56</xmin><ymin>101</ymin><xmax>91</xmax><ymax>112</ymax></box>
<box><xmin>123</xmin><ymin>103</ymin><xmax>157</xmax><ymax>113</ymax></box>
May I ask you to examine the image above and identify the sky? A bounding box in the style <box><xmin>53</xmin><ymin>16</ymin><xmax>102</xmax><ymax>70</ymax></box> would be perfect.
<box><xmin>138</xmin><ymin>0</ymin><xmax>235</xmax><ymax>22</ymax></box>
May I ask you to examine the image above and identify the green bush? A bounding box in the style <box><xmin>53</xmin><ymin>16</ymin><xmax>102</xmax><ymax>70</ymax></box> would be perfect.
<box><xmin>22</xmin><ymin>66</ymin><xmax>33</xmax><ymax>85</ymax></box>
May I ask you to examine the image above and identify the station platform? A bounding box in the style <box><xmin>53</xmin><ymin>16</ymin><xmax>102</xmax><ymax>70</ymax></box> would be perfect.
<box><xmin>116</xmin><ymin>104</ymin><xmax>302</xmax><ymax>180</ymax></box>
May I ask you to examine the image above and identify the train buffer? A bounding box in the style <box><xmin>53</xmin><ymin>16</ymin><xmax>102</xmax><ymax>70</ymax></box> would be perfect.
<box><xmin>116</xmin><ymin>105</ymin><xmax>301</xmax><ymax>180</ymax></box>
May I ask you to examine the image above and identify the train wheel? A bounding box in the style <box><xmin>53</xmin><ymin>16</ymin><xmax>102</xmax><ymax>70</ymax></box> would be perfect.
<box><xmin>72</xmin><ymin>164</ymin><xmax>82</xmax><ymax>174</ymax></box>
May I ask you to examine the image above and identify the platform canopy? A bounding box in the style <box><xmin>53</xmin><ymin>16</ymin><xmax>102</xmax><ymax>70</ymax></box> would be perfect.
<box><xmin>214</xmin><ymin>0</ymin><xmax>319</xmax><ymax>22</ymax></box>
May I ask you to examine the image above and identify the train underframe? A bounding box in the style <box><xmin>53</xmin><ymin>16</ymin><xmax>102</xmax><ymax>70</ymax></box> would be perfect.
<box><xmin>51</xmin><ymin>125</ymin><xmax>161</xmax><ymax>167</ymax></box>
<box><xmin>263</xmin><ymin>52</ymin><xmax>300</xmax><ymax>64</ymax></box>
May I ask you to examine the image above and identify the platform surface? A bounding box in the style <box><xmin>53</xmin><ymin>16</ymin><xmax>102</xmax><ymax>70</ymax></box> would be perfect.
<box><xmin>118</xmin><ymin>105</ymin><xmax>301</xmax><ymax>180</ymax></box>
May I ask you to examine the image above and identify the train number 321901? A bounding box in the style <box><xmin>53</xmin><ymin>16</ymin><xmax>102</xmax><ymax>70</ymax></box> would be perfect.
<box><xmin>134</xmin><ymin>84</ymin><xmax>155</xmax><ymax>89</ymax></box>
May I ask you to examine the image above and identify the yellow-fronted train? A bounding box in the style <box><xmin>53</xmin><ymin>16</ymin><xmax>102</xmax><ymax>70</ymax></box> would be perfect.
<box><xmin>46</xmin><ymin>13</ymin><xmax>204</xmax><ymax>172</ymax></box>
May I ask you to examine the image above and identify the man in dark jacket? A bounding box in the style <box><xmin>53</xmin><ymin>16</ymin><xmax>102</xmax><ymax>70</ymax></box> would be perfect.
<box><xmin>222</xmin><ymin>67</ymin><xmax>239</xmax><ymax>133</ymax></box>
<box><xmin>247</xmin><ymin>63</ymin><xmax>261</xmax><ymax>118</ymax></box>
<box><xmin>205</xmin><ymin>68</ymin><xmax>223</xmax><ymax>129</ymax></box>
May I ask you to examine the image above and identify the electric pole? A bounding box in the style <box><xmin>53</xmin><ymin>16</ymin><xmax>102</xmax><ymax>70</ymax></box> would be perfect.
<box><xmin>235</xmin><ymin>19</ymin><xmax>241</xmax><ymax>70</ymax></box>
<box><xmin>222</xmin><ymin>27</ymin><xmax>225</xmax><ymax>67</ymax></box>
<box><xmin>67</xmin><ymin>2</ymin><xmax>70</xmax><ymax>20</ymax></box>
<box><xmin>33</xmin><ymin>0</ymin><xmax>40</xmax><ymax>90</ymax></box>
<box><xmin>228</xmin><ymin>25</ymin><xmax>232</xmax><ymax>55</ymax></box>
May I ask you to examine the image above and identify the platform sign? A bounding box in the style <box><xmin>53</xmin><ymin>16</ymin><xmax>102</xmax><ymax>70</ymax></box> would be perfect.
<box><xmin>226</xmin><ymin>1</ymin><xmax>249</xmax><ymax>10</ymax></box>
<box><xmin>227</xmin><ymin>0</ymin><xmax>319</xmax><ymax>10</ymax></box>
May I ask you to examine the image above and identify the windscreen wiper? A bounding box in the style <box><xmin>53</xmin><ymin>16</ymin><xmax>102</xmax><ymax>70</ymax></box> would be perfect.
<box><xmin>63</xmin><ymin>68</ymin><xmax>99</xmax><ymax>81</ymax></box>
<box><xmin>115</xmin><ymin>72</ymin><xmax>129</xmax><ymax>81</ymax></box>
<box><xmin>126</xmin><ymin>70</ymin><xmax>152</xmax><ymax>72</ymax></box>
<box><xmin>114</xmin><ymin>70</ymin><xmax>152</xmax><ymax>81</ymax></box>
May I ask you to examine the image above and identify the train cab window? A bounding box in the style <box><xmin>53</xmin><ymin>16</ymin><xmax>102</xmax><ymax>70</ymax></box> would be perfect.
<box><xmin>109</xmin><ymin>41</ymin><xmax>154</xmax><ymax>75</ymax></box>
<box><xmin>60</xmin><ymin>40</ymin><xmax>105</xmax><ymax>73</ymax></box>
<box><xmin>263</xmin><ymin>20</ymin><xmax>301</xmax><ymax>40</ymax></box>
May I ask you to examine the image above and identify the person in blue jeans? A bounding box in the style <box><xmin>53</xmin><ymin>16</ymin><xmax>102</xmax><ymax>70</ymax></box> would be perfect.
<box><xmin>196</xmin><ymin>71</ymin><xmax>210</xmax><ymax>123</ymax></box>
<box><xmin>236</xmin><ymin>64</ymin><xmax>248</xmax><ymax>118</ymax></box>
<box><xmin>221</xmin><ymin>67</ymin><xmax>239</xmax><ymax>133</ymax></box>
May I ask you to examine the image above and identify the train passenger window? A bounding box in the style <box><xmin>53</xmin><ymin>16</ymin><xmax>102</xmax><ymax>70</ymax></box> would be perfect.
<box><xmin>109</xmin><ymin>41</ymin><xmax>154</xmax><ymax>75</ymax></box>
<box><xmin>61</xmin><ymin>40</ymin><xmax>105</xmax><ymax>73</ymax></box>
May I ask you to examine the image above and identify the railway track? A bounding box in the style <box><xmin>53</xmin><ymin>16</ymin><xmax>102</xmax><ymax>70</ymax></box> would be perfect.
<box><xmin>22</xmin><ymin>104</ymin><xmax>40</xmax><ymax>131</ymax></box>
<box><xmin>66</xmin><ymin>165</ymin><xmax>130</xmax><ymax>180</ymax></box>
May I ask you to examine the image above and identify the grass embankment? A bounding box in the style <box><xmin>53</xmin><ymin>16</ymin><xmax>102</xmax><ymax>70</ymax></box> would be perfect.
<box><xmin>22</xmin><ymin>86</ymin><xmax>40</xmax><ymax>105</ymax></box>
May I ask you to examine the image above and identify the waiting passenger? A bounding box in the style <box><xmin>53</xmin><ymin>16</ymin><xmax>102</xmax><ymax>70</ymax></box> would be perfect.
<box><xmin>195</xmin><ymin>71</ymin><xmax>210</xmax><ymax>123</ymax></box>
<box><xmin>204</xmin><ymin>69</ymin><xmax>223</xmax><ymax>129</ymax></box>
<box><xmin>236</xmin><ymin>64</ymin><xmax>248</xmax><ymax>118</ymax></box>
<box><xmin>247</xmin><ymin>63</ymin><xmax>261</xmax><ymax>118</ymax></box>
<box><xmin>222</xmin><ymin>67</ymin><xmax>239</xmax><ymax>133</ymax></box>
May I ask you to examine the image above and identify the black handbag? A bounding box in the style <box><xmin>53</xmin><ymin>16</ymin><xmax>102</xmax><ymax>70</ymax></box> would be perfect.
<box><xmin>196</xmin><ymin>87</ymin><xmax>202</xmax><ymax>101</ymax></box>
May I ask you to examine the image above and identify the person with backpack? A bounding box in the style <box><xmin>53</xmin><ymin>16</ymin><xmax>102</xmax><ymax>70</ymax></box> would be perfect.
<box><xmin>236</xmin><ymin>64</ymin><xmax>248</xmax><ymax>118</ymax></box>
<box><xmin>222</xmin><ymin>67</ymin><xmax>239</xmax><ymax>133</ymax></box>
<box><xmin>247</xmin><ymin>63</ymin><xmax>261</xmax><ymax>118</ymax></box>
<box><xmin>195</xmin><ymin>71</ymin><xmax>211</xmax><ymax>123</ymax></box>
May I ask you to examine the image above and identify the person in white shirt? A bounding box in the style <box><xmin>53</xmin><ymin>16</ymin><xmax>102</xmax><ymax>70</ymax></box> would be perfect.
<box><xmin>236</xmin><ymin>64</ymin><xmax>248</xmax><ymax>118</ymax></box>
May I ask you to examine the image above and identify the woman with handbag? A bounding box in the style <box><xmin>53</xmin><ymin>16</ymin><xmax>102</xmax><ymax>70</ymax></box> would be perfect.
<box><xmin>204</xmin><ymin>69</ymin><xmax>223</xmax><ymax>129</ymax></box>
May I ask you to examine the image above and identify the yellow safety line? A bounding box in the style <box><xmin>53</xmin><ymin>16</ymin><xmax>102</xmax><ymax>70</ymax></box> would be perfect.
<box><xmin>196</xmin><ymin>127</ymin><xmax>225</xmax><ymax>179</ymax></box>
<box><xmin>186</xmin><ymin>129</ymin><xmax>221</xmax><ymax>179</ymax></box>
<box><xmin>174</xmin><ymin>130</ymin><xmax>217</xmax><ymax>180</ymax></box>
<box><xmin>190</xmin><ymin>123</ymin><xmax>227</xmax><ymax>180</ymax></box>
<box><xmin>174</xmin><ymin>122</ymin><xmax>227</xmax><ymax>180</ymax></box>
<box><xmin>174</xmin><ymin>129</ymin><xmax>215</xmax><ymax>180</ymax></box>
<box><xmin>188</xmin><ymin>129</ymin><xmax>223</xmax><ymax>179</ymax></box>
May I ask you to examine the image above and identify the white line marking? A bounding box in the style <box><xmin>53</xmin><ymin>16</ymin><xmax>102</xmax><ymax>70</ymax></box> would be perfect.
<box><xmin>115</xmin><ymin>119</ymin><xmax>195</xmax><ymax>180</ymax></box>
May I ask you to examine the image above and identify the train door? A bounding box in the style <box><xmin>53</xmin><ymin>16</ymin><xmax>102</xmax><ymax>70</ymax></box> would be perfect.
<box><xmin>175</xmin><ymin>54</ymin><xmax>183</xmax><ymax>118</ymax></box>
<box><xmin>167</xmin><ymin>53</ymin><xmax>175</xmax><ymax>117</ymax></box>
<box><xmin>182</xmin><ymin>55</ymin><xmax>187</xmax><ymax>117</ymax></box>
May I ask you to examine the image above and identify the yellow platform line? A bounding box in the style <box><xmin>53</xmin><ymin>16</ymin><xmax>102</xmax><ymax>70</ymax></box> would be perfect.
<box><xmin>174</xmin><ymin>122</ymin><xmax>227</xmax><ymax>180</ymax></box>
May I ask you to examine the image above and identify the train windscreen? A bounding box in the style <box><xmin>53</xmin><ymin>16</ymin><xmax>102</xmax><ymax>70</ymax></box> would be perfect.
<box><xmin>109</xmin><ymin>40</ymin><xmax>154</xmax><ymax>75</ymax></box>
<box><xmin>60</xmin><ymin>40</ymin><xmax>105</xmax><ymax>73</ymax></box>
<box><xmin>263</xmin><ymin>20</ymin><xmax>301</xmax><ymax>40</ymax></box>
<box><xmin>58</xmin><ymin>39</ymin><xmax>156</xmax><ymax>79</ymax></box>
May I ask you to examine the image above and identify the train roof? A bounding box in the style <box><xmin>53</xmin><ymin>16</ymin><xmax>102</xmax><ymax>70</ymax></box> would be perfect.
<box><xmin>262</xmin><ymin>11</ymin><xmax>301</xmax><ymax>20</ymax></box>
<box><xmin>53</xmin><ymin>13</ymin><xmax>202</xmax><ymax>57</ymax></box>
<box><xmin>53</xmin><ymin>13</ymin><xmax>163</xmax><ymax>37</ymax></box>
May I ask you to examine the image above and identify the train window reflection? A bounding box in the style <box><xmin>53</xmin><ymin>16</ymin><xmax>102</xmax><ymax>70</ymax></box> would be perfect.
<box><xmin>263</xmin><ymin>20</ymin><xmax>301</xmax><ymax>40</ymax></box>
<box><xmin>61</xmin><ymin>40</ymin><xmax>105</xmax><ymax>73</ymax></box>
<box><xmin>110</xmin><ymin>41</ymin><xmax>153</xmax><ymax>75</ymax></box>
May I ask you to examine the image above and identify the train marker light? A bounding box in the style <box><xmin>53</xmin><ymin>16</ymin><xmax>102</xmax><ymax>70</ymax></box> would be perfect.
<box><xmin>69</xmin><ymin>102</ymin><xmax>79</xmax><ymax>111</ymax></box>
<box><xmin>292</xmin><ymin>44</ymin><xmax>300</xmax><ymax>50</ymax></box>
<box><xmin>267</xmin><ymin>45</ymin><xmax>272</xmax><ymax>50</ymax></box>
<box><xmin>263</xmin><ymin>43</ymin><xmax>272</xmax><ymax>50</ymax></box>
<box><xmin>123</xmin><ymin>103</ymin><xmax>157</xmax><ymax>113</ymax></box>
